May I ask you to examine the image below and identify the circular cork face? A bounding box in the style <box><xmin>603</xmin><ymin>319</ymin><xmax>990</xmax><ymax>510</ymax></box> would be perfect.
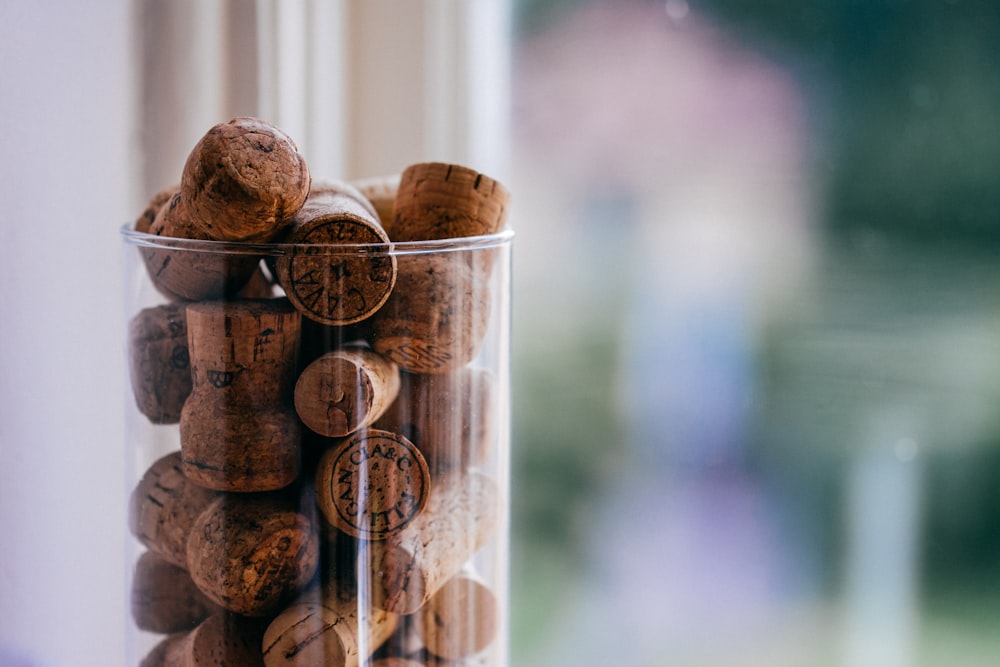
<box><xmin>283</xmin><ymin>218</ymin><xmax>397</xmax><ymax>326</ymax></box>
<box><xmin>316</xmin><ymin>429</ymin><xmax>430</xmax><ymax>540</ymax></box>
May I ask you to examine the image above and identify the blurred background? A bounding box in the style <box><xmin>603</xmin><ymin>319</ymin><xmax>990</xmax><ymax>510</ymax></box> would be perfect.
<box><xmin>3</xmin><ymin>1</ymin><xmax>1000</xmax><ymax>666</ymax></box>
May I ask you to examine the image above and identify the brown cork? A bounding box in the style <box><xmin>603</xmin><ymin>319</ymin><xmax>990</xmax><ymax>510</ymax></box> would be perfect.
<box><xmin>131</xmin><ymin>550</ymin><xmax>221</xmax><ymax>634</ymax></box>
<box><xmin>128</xmin><ymin>303</ymin><xmax>192</xmax><ymax>424</ymax></box>
<box><xmin>374</xmin><ymin>366</ymin><xmax>495</xmax><ymax>475</ymax></box>
<box><xmin>174</xmin><ymin>613</ymin><xmax>268</xmax><ymax>667</ymax></box>
<box><xmin>181</xmin><ymin>116</ymin><xmax>310</xmax><ymax>242</ymax></box>
<box><xmin>129</xmin><ymin>451</ymin><xmax>220</xmax><ymax>568</ymax></box>
<box><xmin>311</xmin><ymin>178</ymin><xmax>380</xmax><ymax>220</ymax></box>
<box><xmin>136</xmin><ymin>184</ymin><xmax>180</xmax><ymax>234</ymax></box>
<box><xmin>142</xmin><ymin>191</ymin><xmax>265</xmax><ymax>301</ymax></box>
<box><xmin>179</xmin><ymin>299</ymin><xmax>302</xmax><ymax>492</ymax></box>
<box><xmin>362</xmin><ymin>471</ymin><xmax>500</xmax><ymax>615</ymax></box>
<box><xmin>294</xmin><ymin>346</ymin><xmax>401</xmax><ymax>438</ymax></box>
<box><xmin>389</xmin><ymin>163</ymin><xmax>508</xmax><ymax>242</ymax></box>
<box><xmin>349</xmin><ymin>174</ymin><xmax>400</xmax><ymax>227</ymax></box>
<box><xmin>274</xmin><ymin>186</ymin><xmax>397</xmax><ymax>327</ymax></box>
<box><xmin>370</xmin><ymin>253</ymin><xmax>491</xmax><ymax>374</ymax></box>
<box><xmin>314</xmin><ymin>429</ymin><xmax>430</xmax><ymax>541</ymax></box>
<box><xmin>139</xmin><ymin>632</ymin><xmax>187</xmax><ymax>667</ymax></box>
<box><xmin>186</xmin><ymin>493</ymin><xmax>319</xmax><ymax>617</ymax></box>
<box><xmin>369</xmin><ymin>659</ymin><xmax>425</xmax><ymax>667</ymax></box>
<box><xmin>262</xmin><ymin>581</ymin><xmax>399</xmax><ymax>667</ymax></box>
<box><xmin>417</xmin><ymin>572</ymin><xmax>499</xmax><ymax>660</ymax></box>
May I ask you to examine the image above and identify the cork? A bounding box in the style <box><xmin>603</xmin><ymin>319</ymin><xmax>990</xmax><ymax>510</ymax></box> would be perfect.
<box><xmin>136</xmin><ymin>184</ymin><xmax>180</xmax><ymax>234</ymax></box>
<box><xmin>174</xmin><ymin>613</ymin><xmax>268</xmax><ymax>667</ymax></box>
<box><xmin>131</xmin><ymin>550</ymin><xmax>221</xmax><ymax>634</ymax></box>
<box><xmin>369</xmin><ymin>659</ymin><xmax>424</xmax><ymax>667</ymax></box>
<box><xmin>416</xmin><ymin>572</ymin><xmax>499</xmax><ymax>660</ymax></box>
<box><xmin>179</xmin><ymin>299</ymin><xmax>302</xmax><ymax>492</ymax></box>
<box><xmin>362</xmin><ymin>471</ymin><xmax>500</xmax><ymax>615</ymax></box>
<box><xmin>294</xmin><ymin>346</ymin><xmax>401</xmax><ymax>438</ymax></box>
<box><xmin>274</xmin><ymin>185</ymin><xmax>397</xmax><ymax>327</ymax></box>
<box><xmin>129</xmin><ymin>451</ymin><xmax>220</xmax><ymax>569</ymax></box>
<box><xmin>374</xmin><ymin>366</ymin><xmax>495</xmax><ymax>474</ymax></box>
<box><xmin>142</xmin><ymin>190</ymin><xmax>264</xmax><ymax>301</ymax></box>
<box><xmin>128</xmin><ymin>303</ymin><xmax>192</xmax><ymax>424</ymax></box>
<box><xmin>389</xmin><ymin>163</ymin><xmax>508</xmax><ymax>242</ymax></box>
<box><xmin>262</xmin><ymin>581</ymin><xmax>399</xmax><ymax>667</ymax></box>
<box><xmin>370</xmin><ymin>253</ymin><xmax>491</xmax><ymax>374</ymax></box>
<box><xmin>181</xmin><ymin>116</ymin><xmax>310</xmax><ymax>242</ymax></box>
<box><xmin>139</xmin><ymin>632</ymin><xmax>187</xmax><ymax>667</ymax></box>
<box><xmin>314</xmin><ymin>429</ymin><xmax>430</xmax><ymax>541</ymax></box>
<box><xmin>349</xmin><ymin>174</ymin><xmax>400</xmax><ymax>226</ymax></box>
<box><xmin>186</xmin><ymin>493</ymin><xmax>320</xmax><ymax>617</ymax></box>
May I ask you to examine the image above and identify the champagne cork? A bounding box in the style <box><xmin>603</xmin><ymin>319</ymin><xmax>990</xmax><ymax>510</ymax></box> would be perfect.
<box><xmin>370</xmin><ymin>253</ymin><xmax>491</xmax><ymax>374</ymax></box>
<box><xmin>262</xmin><ymin>580</ymin><xmax>399</xmax><ymax>667</ymax></box>
<box><xmin>349</xmin><ymin>174</ymin><xmax>400</xmax><ymax>226</ymax></box>
<box><xmin>179</xmin><ymin>299</ymin><xmax>302</xmax><ymax>492</ymax></box>
<box><xmin>173</xmin><ymin>613</ymin><xmax>268</xmax><ymax>667</ymax></box>
<box><xmin>128</xmin><ymin>303</ymin><xmax>192</xmax><ymax>424</ymax></box>
<box><xmin>131</xmin><ymin>550</ymin><xmax>221</xmax><ymax>634</ymax></box>
<box><xmin>136</xmin><ymin>184</ymin><xmax>180</xmax><ymax>234</ymax></box>
<box><xmin>181</xmin><ymin>116</ymin><xmax>310</xmax><ymax>242</ymax></box>
<box><xmin>389</xmin><ymin>163</ymin><xmax>508</xmax><ymax>242</ymax></box>
<box><xmin>374</xmin><ymin>366</ymin><xmax>494</xmax><ymax>474</ymax></box>
<box><xmin>274</xmin><ymin>184</ymin><xmax>397</xmax><ymax>327</ymax></box>
<box><xmin>186</xmin><ymin>493</ymin><xmax>320</xmax><ymax>617</ymax></box>
<box><xmin>294</xmin><ymin>346</ymin><xmax>401</xmax><ymax>438</ymax></box>
<box><xmin>129</xmin><ymin>451</ymin><xmax>220</xmax><ymax>568</ymax></box>
<box><xmin>142</xmin><ymin>191</ymin><xmax>265</xmax><ymax>301</ymax></box>
<box><xmin>363</xmin><ymin>471</ymin><xmax>500</xmax><ymax>615</ymax></box>
<box><xmin>416</xmin><ymin>572</ymin><xmax>499</xmax><ymax>660</ymax></box>
<box><xmin>314</xmin><ymin>429</ymin><xmax>430</xmax><ymax>541</ymax></box>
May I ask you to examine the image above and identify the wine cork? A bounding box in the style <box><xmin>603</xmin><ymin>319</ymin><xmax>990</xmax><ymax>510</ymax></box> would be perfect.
<box><xmin>143</xmin><ymin>190</ymin><xmax>265</xmax><ymax>301</ymax></box>
<box><xmin>363</xmin><ymin>471</ymin><xmax>500</xmax><ymax>615</ymax></box>
<box><xmin>179</xmin><ymin>299</ymin><xmax>302</xmax><ymax>492</ymax></box>
<box><xmin>389</xmin><ymin>163</ymin><xmax>508</xmax><ymax>242</ymax></box>
<box><xmin>294</xmin><ymin>346</ymin><xmax>401</xmax><ymax>438</ymax></box>
<box><xmin>131</xmin><ymin>550</ymin><xmax>220</xmax><ymax>634</ymax></box>
<box><xmin>416</xmin><ymin>572</ymin><xmax>499</xmax><ymax>660</ymax></box>
<box><xmin>349</xmin><ymin>174</ymin><xmax>400</xmax><ymax>226</ymax></box>
<box><xmin>262</xmin><ymin>580</ymin><xmax>399</xmax><ymax>667</ymax></box>
<box><xmin>174</xmin><ymin>613</ymin><xmax>268</xmax><ymax>667</ymax></box>
<box><xmin>128</xmin><ymin>303</ymin><xmax>192</xmax><ymax>424</ymax></box>
<box><xmin>374</xmin><ymin>366</ymin><xmax>494</xmax><ymax>474</ymax></box>
<box><xmin>369</xmin><ymin>659</ymin><xmax>424</xmax><ymax>667</ymax></box>
<box><xmin>139</xmin><ymin>632</ymin><xmax>187</xmax><ymax>667</ymax></box>
<box><xmin>181</xmin><ymin>116</ymin><xmax>310</xmax><ymax>242</ymax></box>
<box><xmin>274</xmin><ymin>185</ymin><xmax>397</xmax><ymax>327</ymax></box>
<box><xmin>129</xmin><ymin>451</ymin><xmax>220</xmax><ymax>568</ymax></box>
<box><xmin>370</xmin><ymin>253</ymin><xmax>491</xmax><ymax>374</ymax></box>
<box><xmin>186</xmin><ymin>493</ymin><xmax>320</xmax><ymax>617</ymax></box>
<box><xmin>314</xmin><ymin>429</ymin><xmax>430</xmax><ymax>541</ymax></box>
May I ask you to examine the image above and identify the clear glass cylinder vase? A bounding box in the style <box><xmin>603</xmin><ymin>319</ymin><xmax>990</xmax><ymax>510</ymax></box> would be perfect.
<box><xmin>121</xmin><ymin>225</ymin><xmax>513</xmax><ymax>667</ymax></box>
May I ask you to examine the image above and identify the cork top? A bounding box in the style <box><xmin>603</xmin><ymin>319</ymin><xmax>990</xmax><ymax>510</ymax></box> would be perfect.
<box><xmin>182</xmin><ymin>116</ymin><xmax>311</xmax><ymax>242</ymax></box>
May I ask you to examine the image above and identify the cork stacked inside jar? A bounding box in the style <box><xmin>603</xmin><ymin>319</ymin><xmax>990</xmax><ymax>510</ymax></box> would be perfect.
<box><xmin>125</xmin><ymin>117</ymin><xmax>511</xmax><ymax>667</ymax></box>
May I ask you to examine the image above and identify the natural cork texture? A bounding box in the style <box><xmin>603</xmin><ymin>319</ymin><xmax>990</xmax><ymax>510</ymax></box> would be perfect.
<box><xmin>349</xmin><ymin>174</ymin><xmax>400</xmax><ymax>226</ymax></box>
<box><xmin>388</xmin><ymin>162</ymin><xmax>509</xmax><ymax>242</ymax></box>
<box><xmin>375</xmin><ymin>366</ymin><xmax>495</xmax><ymax>475</ymax></box>
<box><xmin>314</xmin><ymin>429</ymin><xmax>430</xmax><ymax>541</ymax></box>
<box><xmin>135</xmin><ymin>184</ymin><xmax>179</xmax><ymax>234</ymax></box>
<box><xmin>363</xmin><ymin>471</ymin><xmax>500</xmax><ymax>615</ymax></box>
<box><xmin>131</xmin><ymin>550</ymin><xmax>220</xmax><ymax>634</ymax></box>
<box><xmin>262</xmin><ymin>582</ymin><xmax>399</xmax><ymax>667</ymax></box>
<box><xmin>371</xmin><ymin>253</ymin><xmax>491</xmax><ymax>374</ymax></box>
<box><xmin>128</xmin><ymin>303</ymin><xmax>192</xmax><ymax>424</ymax></box>
<box><xmin>161</xmin><ymin>613</ymin><xmax>268</xmax><ymax>667</ymax></box>
<box><xmin>186</xmin><ymin>494</ymin><xmax>319</xmax><ymax>617</ymax></box>
<box><xmin>417</xmin><ymin>572</ymin><xmax>499</xmax><ymax>660</ymax></box>
<box><xmin>182</xmin><ymin>117</ymin><xmax>311</xmax><ymax>242</ymax></box>
<box><xmin>180</xmin><ymin>299</ymin><xmax>302</xmax><ymax>492</ymax></box>
<box><xmin>294</xmin><ymin>346</ymin><xmax>400</xmax><ymax>438</ymax></box>
<box><xmin>275</xmin><ymin>185</ymin><xmax>397</xmax><ymax>326</ymax></box>
<box><xmin>129</xmin><ymin>451</ymin><xmax>220</xmax><ymax>569</ymax></box>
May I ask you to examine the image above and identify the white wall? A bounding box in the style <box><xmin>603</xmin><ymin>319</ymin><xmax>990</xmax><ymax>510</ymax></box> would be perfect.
<box><xmin>0</xmin><ymin>1</ymin><xmax>135</xmax><ymax>666</ymax></box>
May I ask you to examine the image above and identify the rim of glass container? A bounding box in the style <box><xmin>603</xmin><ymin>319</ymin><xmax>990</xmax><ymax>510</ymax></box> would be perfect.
<box><xmin>120</xmin><ymin>223</ymin><xmax>515</xmax><ymax>256</ymax></box>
